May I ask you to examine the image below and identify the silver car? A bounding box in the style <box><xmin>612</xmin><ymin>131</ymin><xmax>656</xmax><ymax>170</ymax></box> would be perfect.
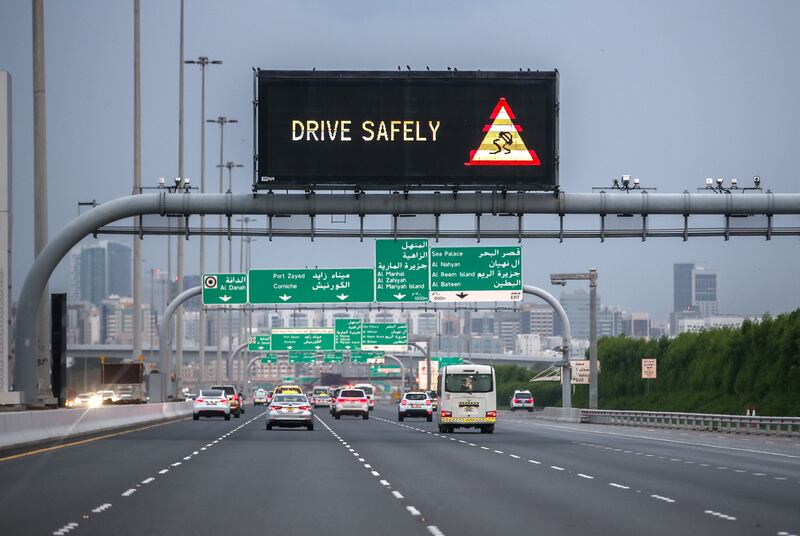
<box><xmin>398</xmin><ymin>391</ymin><xmax>433</xmax><ymax>422</ymax></box>
<box><xmin>266</xmin><ymin>394</ymin><xmax>314</xmax><ymax>431</ymax></box>
<box><xmin>333</xmin><ymin>389</ymin><xmax>369</xmax><ymax>420</ymax></box>
<box><xmin>193</xmin><ymin>389</ymin><xmax>231</xmax><ymax>420</ymax></box>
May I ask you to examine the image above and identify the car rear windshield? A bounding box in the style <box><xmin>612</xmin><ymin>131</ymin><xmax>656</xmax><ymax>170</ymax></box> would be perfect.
<box><xmin>444</xmin><ymin>373</ymin><xmax>493</xmax><ymax>393</ymax></box>
<box><xmin>405</xmin><ymin>393</ymin><xmax>427</xmax><ymax>401</ymax></box>
<box><xmin>200</xmin><ymin>390</ymin><xmax>224</xmax><ymax>397</ymax></box>
<box><xmin>340</xmin><ymin>390</ymin><xmax>365</xmax><ymax>398</ymax></box>
<box><xmin>273</xmin><ymin>395</ymin><xmax>307</xmax><ymax>403</ymax></box>
<box><xmin>211</xmin><ymin>386</ymin><xmax>235</xmax><ymax>395</ymax></box>
<box><xmin>516</xmin><ymin>393</ymin><xmax>532</xmax><ymax>399</ymax></box>
<box><xmin>357</xmin><ymin>386</ymin><xmax>374</xmax><ymax>395</ymax></box>
<box><xmin>313</xmin><ymin>389</ymin><xmax>329</xmax><ymax>395</ymax></box>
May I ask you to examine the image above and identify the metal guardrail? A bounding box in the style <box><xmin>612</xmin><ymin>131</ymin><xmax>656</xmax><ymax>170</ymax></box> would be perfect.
<box><xmin>581</xmin><ymin>409</ymin><xmax>800</xmax><ymax>437</ymax></box>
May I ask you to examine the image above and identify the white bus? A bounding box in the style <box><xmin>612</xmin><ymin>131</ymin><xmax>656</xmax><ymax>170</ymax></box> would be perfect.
<box><xmin>436</xmin><ymin>364</ymin><xmax>497</xmax><ymax>434</ymax></box>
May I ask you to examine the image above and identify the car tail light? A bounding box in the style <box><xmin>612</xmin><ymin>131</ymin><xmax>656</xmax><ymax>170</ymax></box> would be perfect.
<box><xmin>195</xmin><ymin>398</ymin><xmax>204</xmax><ymax>403</ymax></box>
<box><xmin>401</xmin><ymin>400</ymin><xmax>407</xmax><ymax>405</ymax></box>
<box><xmin>358</xmin><ymin>398</ymin><xmax>368</xmax><ymax>403</ymax></box>
<box><xmin>221</xmin><ymin>398</ymin><xmax>229</xmax><ymax>404</ymax></box>
<box><xmin>271</xmin><ymin>405</ymin><xmax>282</xmax><ymax>410</ymax></box>
<box><xmin>299</xmin><ymin>406</ymin><xmax>311</xmax><ymax>411</ymax></box>
<box><xmin>441</xmin><ymin>410</ymin><xmax>452</xmax><ymax>418</ymax></box>
<box><xmin>486</xmin><ymin>410</ymin><xmax>497</xmax><ymax>418</ymax></box>
<box><xmin>337</xmin><ymin>398</ymin><xmax>346</xmax><ymax>403</ymax></box>
<box><xmin>425</xmin><ymin>400</ymin><xmax>431</xmax><ymax>406</ymax></box>
<box><xmin>513</xmin><ymin>399</ymin><xmax>520</xmax><ymax>403</ymax></box>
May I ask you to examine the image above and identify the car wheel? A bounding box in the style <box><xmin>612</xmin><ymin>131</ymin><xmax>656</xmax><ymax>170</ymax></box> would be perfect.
<box><xmin>334</xmin><ymin>413</ymin><xmax>341</xmax><ymax>420</ymax></box>
<box><xmin>193</xmin><ymin>414</ymin><xmax>199</xmax><ymax>420</ymax></box>
<box><xmin>234</xmin><ymin>412</ymin><xmax>240</xmax><ymax>419</ymax></box>
<box><xmin>224</xmin><ymin>414</ymin><xmax>231</xmax><ymax>421</ymax></box>
<box><xmin>307</xmin><ymin>423</ymin><xmax>314</xmax><ymax>431</ymax></box>
<box><xmin>528</xmin><ymin>408</ymin><xmax>534</xmax><ymax>412</ymax></box>
<box><xmin>266</xmin><ymin>422</ymin><xmax>272</xmax><ymax>430</ymax></box>
<box><xmin>241</xmin><ymin>407</ymin><xmax>245</xmax><ymax>414</ymax></box>
<box><xmin>363</xmin><ymin>412</ymin><xmax>369</xmax><ymax>420</ymax></box>
<box><xmin>398</xmin><ymin>413</ymin><xmax>404</xmax><ymax>422</ymax></box>
<box><xmin>427</xmin><ymin>414</ymin><xmax>433</xmax><ymax>422</ymax></box>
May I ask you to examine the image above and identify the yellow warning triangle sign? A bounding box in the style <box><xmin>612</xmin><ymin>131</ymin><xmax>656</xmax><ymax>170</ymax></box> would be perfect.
<box><xmin>465</xmin><ymin>97</ymin><xmax>541</xmax><ymax>166</ymax></box>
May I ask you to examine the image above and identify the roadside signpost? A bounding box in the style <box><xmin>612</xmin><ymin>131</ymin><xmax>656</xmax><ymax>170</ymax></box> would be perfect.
<box><xmin>361</xmin><ymin>323</ymin><xmax>408</xmax><ymax>352</ymax></box>
<box><xmin>248</xmin><ymin>335</ymin><xmax>271</xmax><ymax>352</ymax></box>
<box><xmin>249</xmin><ymin>268</ymin><xmax>375</xmax><ymax>304</ymax></box>
<box><xmin>271</xmin><ymin>328</ymin><xmax>334</xmax><ymax>351</ymax></box>
<box><xmin>349</xmin><ymin>350</ymin><xmax>385</xmax><ymax>364</ymax></box>
<box><xmin>642</xmin><ymin>358</ymin><xmax>657</xmax><ymax>379</ymax></box>
<box><xmin>370</xmin><ymin>364</ymin><xmax>401</xmax><ymax>377</ymax></box>
<box><xmin>429</xmin><ymin>246</ymin><xmax>522</xmax><ymax>302</ymax></box>
<box><xmin>202</xmin><ymin>273</ymin><xmax>248</xmax><ymax>306</ymax></box>
<box><xmin>570</xmin><ymin>360</ymin><xmax>590</xmax><ymax>384</ymax></box>
<box><xmin>433</xmin><ymin>356</ymin><xmax>464</xmax><ymax>367</ymax></box>
<box><xmin>334</xmin><ymin>318</ymin><xmax>362</xmax><ymax>350</ymax></box>
<box><xmin>375</xmin><ymin>239</ymin><xmax>430</xmax><ymax>302</ymax></box>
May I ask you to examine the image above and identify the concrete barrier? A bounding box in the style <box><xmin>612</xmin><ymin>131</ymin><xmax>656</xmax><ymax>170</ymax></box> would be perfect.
<box><xmin>515</xmin><ymin>407</ymin><xmax>583</xmax><ymax>423</ymax></box>
<box><xmin>0</xmin><ymin>402</ymin><xmax>193</xmax><ymax>451</ymax></box>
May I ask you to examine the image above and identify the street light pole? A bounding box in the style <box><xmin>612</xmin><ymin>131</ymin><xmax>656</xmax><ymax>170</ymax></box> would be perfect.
<box><xmin>185</xmin><ymin>56</ymin><xmax>221</xmax><ymax>387</ymax></box>
<box><xmin>550</xmin><ymin>270</ymin><xmax>599</xmax><ymax>409</ymax></box>
<box><xmin>207</xmin><ymin>117</ymin><xmax>237</xmax><ymax>382</ymax></box>
<box><xmin>219</xmin><ymin>162</ymin><xmax>242</xmax><ymax>370</ymax></box>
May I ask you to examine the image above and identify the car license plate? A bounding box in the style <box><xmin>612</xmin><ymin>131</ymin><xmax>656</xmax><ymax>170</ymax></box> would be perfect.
<box><xmin>287</xmin><ymin>408</ymin><xmax>295</xmax><ymax>412</ymax></box>
<box><xmin>208</xmin><ymin>401</ymin><xmax>216</xmax><ymax>405</ymax></box>
<box><xmin>412</xmin><ymin>404</ymin><xmax>420</xmax><ymax>408</ymax></box>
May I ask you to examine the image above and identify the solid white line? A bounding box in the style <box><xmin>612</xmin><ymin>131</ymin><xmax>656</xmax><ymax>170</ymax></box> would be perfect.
<box><xmin>406</xmin><ymin>506</ymin><xmax>421</xmax><ymax>516</ymax></box>
<box><xmin>392</xmin><ymin>491</ymin><xmax>404</xmax><ymax>499</ymax></box>
<box><xmin>609</xmin><ymin>483</ymin><xmax>630</xmax><ymax>489</ymax></box>
<box><xmin>578</xmin><ymin>473</ymin><xmax>594</xmax><ymax>479</ymax></box>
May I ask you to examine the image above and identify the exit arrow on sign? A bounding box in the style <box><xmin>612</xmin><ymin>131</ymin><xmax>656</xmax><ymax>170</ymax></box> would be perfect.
<box><xmin>393</xmin><ymin>293</ymin><xmax>406</xmax><ymax>300</ymax></box>
<box><xmin>336</xmin><ymin>294</ymin><xmax>349</xmax><ymax>301</ymax></box>
<box><xmin>456</xmin><ymin>292</ymin><xmax>469</xmax><ymax>299</ymax></box>
<box><xmin>279</xmin><ymin>295</ymin><xmax>292</xmax><ymax>301</ymax></box>
<box><xmin>220</xmin><ymin>295</ymin><xmax>232</xmax><ymax>302</ymax></box>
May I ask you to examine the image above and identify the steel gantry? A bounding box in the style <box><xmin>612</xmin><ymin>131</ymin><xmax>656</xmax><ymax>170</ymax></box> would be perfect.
<box><xmin>13</xmin><ymin>191</ymin><xmax>800</xmax><ymax>404</ymax></box>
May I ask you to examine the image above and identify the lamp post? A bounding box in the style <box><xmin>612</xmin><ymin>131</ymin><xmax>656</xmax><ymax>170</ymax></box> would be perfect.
<box><xmin>550</xmin><ymin>270</ymin><xmax>599</xmax><ymax>409</ymax></box>
<box><xmin>207</xmin><ymin>117</ymin><xmax>237</xmax><ymax>382</ymax></box>
<box><xmin>218</xmin><ymin>161</ymin><xmax>243</xmax><ymax>368</ymax></box>
<box><xmin>185</xmin><ymin>56</ymin><xmax>221</xmax><ymax>386</ymax></box>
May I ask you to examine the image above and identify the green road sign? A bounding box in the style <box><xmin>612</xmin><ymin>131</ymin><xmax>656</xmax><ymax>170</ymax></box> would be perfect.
<box><xmin>248</xmin><ymin>335</ymin><xmax>271</xmax><ymax>352</ymax></box>
<box><xmin>361</xmin><ymin>323</ymin><xmax>408</xmax><ymax>352</ymax></box>
<box><xmin>433</xmin><ymin>356</ymin><xmax>464</xmax><ymax>366</ymax></box>
<box><xmin>323</xmin><ymin>351</ymin><xmax>345</xmax><ymax>363</ymax></box>
<box><xmin>375</xmin><ymin>239</ymin><xmax>429</xmax><ymax>302</ymax></box>
<box><xmin>334</xmin><ymin>318</ymin><xmax>362</xmax><ymax>350</ymax></box>
<box><xmin>249</xmin><ymin>268</ymin><xmax>375</xmax><ymax>304</ymax></box>
<box><xmin>349</xmin><ymin>350</ymin><xmax>385</xmax><ymax>364</ymax></box>
<box><xmin>298</xmin><ymin>376</ymin><xmax>319</xmax><ymax>384</ymax></box>
<box><xmin>202</xmin><ymin>273</ymin><xmax>248</xmax><ymax>306</ymax></box>
<box><xmin>271</xmin><ymin>328</ymin><xmax>334</xmax><ymax>351</ymax></box>
<box><xmin>260</xmin><ymin>354</ymin><xmax>278</xmax><ymax>364</ymax></box>
<box><xmin>429</xmin><ymin>246</ymin><xmax>523</xmax><ymax>302</ymax></box>
<box><xmin>370</xmin><ymin>364</ymin><xmax>401</xmax><ymax>377</ymax></box>
<box><xmin>282</xmin><ymin>376</ymin><xmax>294</xmax><ymax>382</ymax></box>
<box><xmin>288</xmin><ymin>351</ymin><xmax>318</xmax><ymax>363</ymax></box>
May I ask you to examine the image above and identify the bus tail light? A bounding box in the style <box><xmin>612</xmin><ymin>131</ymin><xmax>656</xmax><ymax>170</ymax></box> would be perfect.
<box><xmin>486</xmin><ymin>410</ymin><xmax>497</xmax><ymax>418</ymax></box>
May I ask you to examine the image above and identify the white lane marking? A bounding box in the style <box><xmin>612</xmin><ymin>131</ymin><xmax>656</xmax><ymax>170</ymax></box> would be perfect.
<box><xmin>493</xmin><ymin>450</ymin><xmax>504</xmax><ymax>454</ymax></box>
<box><xmin>529</xmin><ymin>460</ymin><xmax>541</xmax><ymax>465</ymax></box>
<box><xmin>481</xmin><ymin>446</ymin><xmax>490</xmax><ymax>450</ymax></box>
<box><xmin>468</xmin><ymin>443</ymin><xmax>476</xmax><ymax>447</ymax></box>
<box><xmin>774</xmin><ymin>477</ymin><xmax>788</xmax><ymax>481</ymax></box>
<box><xmin>183</xmin><ymin>456</ymin><xmax>192</xmax><ymax>460</ymax></box>
<box><xmin>550</xmin><ymin>465</ymin><xmax>565</xmax><ymax>471</ymax></box>
<box><xmin>141</xmin><ymin>477</ymin><xmax>155</xmax><ymax>484</ymax></box>
<box><xmin>734</xmin><ymin>469</ymin><xmax>746</xmax><ymax>473</ymax></box>
<box><xmin>651</xmin><ymin>494</ymin><xmax>676</xmax><ymax>503</ymax></box>
<box><xmin>392</xmin><ymin>491</ymin><xmax>404</xmax><ymax>499</ymax></box>
<box><xmin>364</xmin><ymin>463</ymin><xmax>372</xmax><ymax>468</ymax></box>
<box><xmin>200</xmin><ymin>447</ymin><xmax>207</xmax><ymax>451</ymax></box>
<box><xmin>427</xmin><ymin>526</ymin><xmax>445</xmax><ymax>536</ymax></box>
<box><xmin>171</xmin><ymin>462</ymin><xmax>182</xmax><ymax>467</ymax></box>
<box><xmin>609</xmin><ymin>483</ymin><xmax>630</xmax><ymax>489</ymax></box>
<box><xmin>406</xmin><ymin>506</ymin><xmax>421</xmax><ymax>516</ymax></box>
<box><xmin>458</xmin><ymin>440</ymin><xmax>467</xmax><ymax>444</ymax></box>
<box><xmin>578</xmin><ymin>473</ymin><xmax>594</xmax><ymax>479</ymax></box>
<box><xmin>508</xmin><ymin>420</ymin><xmax>800</xmax><ymax>459</ymax></box>
<box><xmin>158</xmin><ymin>469</ymin><xmax>169</xmax><ymax>474</ymax></box>
<box><xmin>704</xmin><ymin>510</ymin><xmax>737</xmax><ymax>521</ymax></box>
<box><xmin>358</xmin><ymin>458</ymin><xmax>365</xmax><ymax>462</ymax></box>
<box><xmin>753</xmin><ymin>473</ymin><xmax>766</xmax><ymax>476</ymax></box>
<box><xmin>121</xmin><ymin>488</ymin><xmax>136</xmax><ymax>497</ymax></box>
<box><xmin>380</xmin><ymin>480</ymin><xmax>390</xmax><ymax>486</ymax></box>
<box><xmin>509</xmin><ymin>454</ymin><xmax>521</xmax><ymax>459</ymax></box>
<box><xmin>371</xmin><ymin>471</ymin><xmax>380</xmax><ymax>476</ymax></box>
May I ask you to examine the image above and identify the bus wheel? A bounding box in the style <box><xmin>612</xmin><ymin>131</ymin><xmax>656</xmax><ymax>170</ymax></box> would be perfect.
<box><xmin>481</xmin><ymin>425</ymin><xmax>495</xmax><ymax>434</ymax></box>
<box><xmin>438</xmin><ymin>424</ymin><xmax>447</xmax><ymax>433</ymax></box>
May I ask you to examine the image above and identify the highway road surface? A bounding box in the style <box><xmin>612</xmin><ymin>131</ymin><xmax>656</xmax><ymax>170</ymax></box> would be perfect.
<box><xmin>1</xmin><ymin>403</ymin><xmax>799</xmax><ymax>536</ymax></box>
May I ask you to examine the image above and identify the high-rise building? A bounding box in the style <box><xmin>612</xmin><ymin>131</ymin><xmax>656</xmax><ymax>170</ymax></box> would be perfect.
<box><xmin>692</xmin><ymin>266</ymin><xmax>719</xmax><ymax>316</ymax></box>
<box><xmin>71</xmin><ymin>240</ymin><xmax>132</xmax><ymax>306</ymax></box>
<box><xmin>671</xmin><ymin>263</ymin><xmax>719</xmax><ymax>334</ymax></box>
<box><xmin>673</xmin><ymin>263</ymin><xmax>695</xmax><ymax>313</ymax></box>
<box><xmin>416</xmin><ymin>312</ymin><xmax>438</xmax><ymax>336</ymax></box>
<box><xmin>560</xmin><ymin>289</ymin><xmax>594</xmax><ymax>340</ymax></box>
<box><xmin>529</xmin><ymin>304</ymin><xmax>554</xmax><ymax>337</ymax></box>
<box><xmin>598</xmin><ymin>305</ymin><xmax>625</xmax><ymax>338</ymax></box>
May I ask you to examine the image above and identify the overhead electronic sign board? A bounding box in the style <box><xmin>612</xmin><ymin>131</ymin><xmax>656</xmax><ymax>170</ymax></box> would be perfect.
<box><xmin>255</xmin><ymin>70</ymin><xmax>558</xmax><ymax>191</ymax></box>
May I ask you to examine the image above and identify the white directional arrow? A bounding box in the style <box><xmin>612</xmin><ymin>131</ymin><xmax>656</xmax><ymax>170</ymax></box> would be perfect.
<box><xmin>393</xmin><ymin>293</ymin><xmax>406</xmax><ymax>300</ymax></box>
<box><xmin>257</xmin><ymin>345</ymin><xmax>265</xmax><ymax>350</ymax></box>
<box><xmin>219</xmin><ymin>295</ymin><xmax>232</xmax><ymax>302</ymax></box>
<box><xmin>336</xmin><ymin>294</ymin><xmax>349</xmax><ymax>301</ymax></box>
<box><xmin>279</xmin><ymin>295</ymin><xmax>291</xmax><ymax>301</ymax></box>
<box><xmin>315</xmin><ymin>345</ymin><xmax>321</xmax><ymax>349</ymax></box>
<box><xmin>286</xmin><ymin>345</ymin><xmax>293</xmax><ymax>350</ymax></box>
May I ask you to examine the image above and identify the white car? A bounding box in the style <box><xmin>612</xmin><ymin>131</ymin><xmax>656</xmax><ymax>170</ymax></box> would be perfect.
<box><xmin>333</xmin><ymin>389</ymin><xmax>369</xmax><ymax>420</ymax></box>
<box><xmin>253</xmin><ymin>389</ymin><xmax>268</xmax><ymax>405</ymax></box>
<box><xmin>398</xmin><ymin>392</ymin><xmax>433</xmax><ymax>422</ymax></box>
<box><xmin>266</xmin><ymin>394</ymin><xmax>314</xmax><ymax>430</ymax></box>
<box><xmin>68</xmin><ymin>392</ymin><xmax>102</xmax><ymax>408</ymax></box>
<box><xmin>96</xmin><ymin>390</ymin><xmax>118</xmax><ymax>404</ymax></box>
<box><xmin>354</xmin><ymin>383</ymin><xmax>376</xmax><ymax>411</ymax></box>
<box><xmin>510</xmin><ymin>390</ymin><xmax>535</xmax><ymax>412</ymax></box>
<box><xmin>193</xmin><ymin>389</ymin><xmax>231</xmax><ymax>420</ymax></box>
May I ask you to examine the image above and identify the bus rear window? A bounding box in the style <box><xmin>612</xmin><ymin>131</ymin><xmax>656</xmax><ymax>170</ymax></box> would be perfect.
<box><xmin>444</xmin><ymin>374</ymin><xmax>493</xmax><ymax>393</ymax></box>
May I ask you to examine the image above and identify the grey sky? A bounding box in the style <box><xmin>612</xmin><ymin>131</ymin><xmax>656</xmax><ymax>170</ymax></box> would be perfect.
<box><xmin>1</xmin><ymin>0</ymin><xmax>798</xmax><ymax>322</ymax></box>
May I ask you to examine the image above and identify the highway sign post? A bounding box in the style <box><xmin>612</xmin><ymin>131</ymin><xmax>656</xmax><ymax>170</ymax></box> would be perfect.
<box><xmin>349</xmin><ymin>350</ymin><xmax>385</xmax><ymax>364</ymax></box>
<box><xmin>429</xmin><ymin>246</ymin><xmax>522</xmax><ymax>302</ymax></box>
<box><xmin>271</xmin><ymin>328</ymin><xmax>334</xmax><ymax>351</ymax></box>
<box><xmin>361</xmin><ymin>323</ymin><xmax>408</xmax><ymax>352</ymax></box>
<box><xmin>433</xmin><ymin>356</ymin><xmax>463</xmax><ymax>366</ymax></box>
<box><xmin>249</xmin><ymin>268</ymin><xmax>374</xmax><ymax>304</ymax></box>
<box><xmin>370</xmin><ymin>364</ymin><xmax>401</xmax><ymax>377</ymax></box>
<box><xmin>248</xmin><ymin>335</ymin><xmax>271</xmax><ymax>352</ymax></box>
<box><xmin>642</xmin><ymin>358</ymin><xmax>657</xmax><ymax>379</ymax></box>
<box><xmin>202</xmin><ymin>273</ymin><xmax>248</xmax><ymax>306</ymax></box>
<box><xmin>334</xmin><ymin>318</ymin><xmax>362</xmax><ymax>350</ymax></box>
<box><xmin>375</xmin><ymin>239</ymin><xmax>430</xmax><ymax>302</ymax></box>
